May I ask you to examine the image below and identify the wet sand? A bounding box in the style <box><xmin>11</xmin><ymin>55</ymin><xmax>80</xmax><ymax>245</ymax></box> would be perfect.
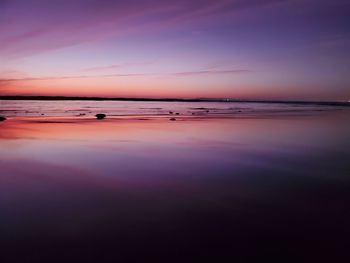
<box><xmin>0</xmin><ymin>103</ymin><xmax>349</xmax><ymax>262</ymax></box>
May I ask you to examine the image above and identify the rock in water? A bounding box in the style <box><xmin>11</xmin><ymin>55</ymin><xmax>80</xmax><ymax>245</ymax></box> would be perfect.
<box><xmin>0</xmin><ymin>116</ymin><xmax>6</xmax><ymax>122</ymax></box>
<box><xmin>170</xmin><ymin>118</ymin><xmax>176</xmax><ymax>121</ymax></box>
<box><xmin>96</xmin><ymin>113</ymin><xmax>106</xmax><ymax>120</ymax></box>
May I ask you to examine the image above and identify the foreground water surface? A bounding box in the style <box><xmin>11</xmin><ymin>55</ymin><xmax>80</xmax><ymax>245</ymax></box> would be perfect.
<box><xmin>0</xmin><ymin>100</ymin><xmax>349</xmax><ymax>261</ymax></box>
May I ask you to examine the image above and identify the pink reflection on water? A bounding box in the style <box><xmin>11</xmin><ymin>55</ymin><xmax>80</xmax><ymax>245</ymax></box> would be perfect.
<box><xmin>0</xmin><ymin>111</ymin><xmax>350</xmax><ymax>260</ymax></box>
<box><xmin>1</xmin><ymin>113</ymin><xmax>349</xmax><ymax>186</ymax></box>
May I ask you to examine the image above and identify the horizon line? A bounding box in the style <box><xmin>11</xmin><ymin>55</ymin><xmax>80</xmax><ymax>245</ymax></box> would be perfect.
<box><xmin>0</xmin><ymin>95</ymin><xmax>349</xmax><ymax>106</ymax></box>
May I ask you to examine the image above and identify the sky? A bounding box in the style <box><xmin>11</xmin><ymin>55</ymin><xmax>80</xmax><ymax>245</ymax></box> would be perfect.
<box><xmin>0</xmin><ymin>0</ymin><xmax>349</xmax><ymax>100</ymax></box>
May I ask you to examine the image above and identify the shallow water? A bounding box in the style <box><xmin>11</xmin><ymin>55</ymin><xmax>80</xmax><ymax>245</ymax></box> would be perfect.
<box><xmin>0</xmin><ymin>101</ymin><xmax>349</xmax><ymax>261</ymax></box>
<box><xmin>0</xmin><ymin>99</ymin><xmax>346</xmax><ymax>118</ymax></box>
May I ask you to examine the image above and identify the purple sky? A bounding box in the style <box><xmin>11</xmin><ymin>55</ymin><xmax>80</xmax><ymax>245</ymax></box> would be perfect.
<box><xmin>0</xmin><ymin>0</ymin><xmax>349</xmax><ymax>100</ymax></box>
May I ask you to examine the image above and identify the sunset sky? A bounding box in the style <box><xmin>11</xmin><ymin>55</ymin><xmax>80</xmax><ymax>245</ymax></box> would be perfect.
<box><xmin>0</xmin><ymin>0</ymin><xmax>349</xmax><ymax>100</ymax></box>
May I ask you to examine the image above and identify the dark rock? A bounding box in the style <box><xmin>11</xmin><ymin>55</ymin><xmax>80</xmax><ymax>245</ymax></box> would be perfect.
<box><xmin>0</xmin><ymin>116</ymin><xmax>6</xmax><ymax>122</ymax></box>
<box><xmin>170</xmin><ymin>118</ymin><xmax>176</xmax><ymax>121</ymax></box>
<box><xmin>169</xmin><ymin>111</ymin><xmax>173</xmax><ymax>114</ymax></box>
<box><xmin>175</xmin><ymin>113</ymin><xmax>180</xmax><ymax>115</ymax></box>
<box><xmin>206</xmin><ymin>110</ymin><xmax>209</xmax><ymax>113</ymax></box>
<box><xmin>96</xmin><ymin>113</ymin><xmax>106</xmax><ymax>120</ymax></box>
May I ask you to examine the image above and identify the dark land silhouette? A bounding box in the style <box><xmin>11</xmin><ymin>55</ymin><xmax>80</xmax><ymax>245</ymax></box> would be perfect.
<box><xmin>0</xmin><ymin>96</ymin><xmax>349</xmax><ymax>107</ymax></box>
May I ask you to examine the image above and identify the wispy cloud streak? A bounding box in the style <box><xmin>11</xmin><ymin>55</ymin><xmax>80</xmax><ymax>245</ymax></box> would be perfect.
<box><xmin>0</xmin><ymin>0</ymin><xmax>292</xmax><ymax>59</ymax></box>
<box><xmin>82</xmin><ymin>61</ymin><xmax>155</xmax><ymax>72</ymax></box>
<box><xmin>0</xmin><ymin>69</ymin><xmax>251</xmax><ymax>83</ymax></box>
<box><xmin>171</xmin><ymin>69</ymin><xmax>251</xmax><ymax>76</ymax></box>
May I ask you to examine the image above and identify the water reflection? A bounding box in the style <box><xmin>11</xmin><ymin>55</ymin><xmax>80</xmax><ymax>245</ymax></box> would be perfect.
<box><xmin>0</xmin><ymin>112</ymin><xmax>349</xmax><ymax>261</ymax></box>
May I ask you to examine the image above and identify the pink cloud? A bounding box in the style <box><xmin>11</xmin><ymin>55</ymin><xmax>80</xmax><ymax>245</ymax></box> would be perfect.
<box><xmin>82</xmin><ymin>61</ymin><xmax>155</xmax><ymax>72</ymax></box>
<box><xmin>0</xmin><ymin>0</ymin><xmax>286</xmax><ymax>59</ymax></box>
<box><xmin>0</xmin><ymin>68</ymin><xmax>251</xmax><ymax>85</ymax></box>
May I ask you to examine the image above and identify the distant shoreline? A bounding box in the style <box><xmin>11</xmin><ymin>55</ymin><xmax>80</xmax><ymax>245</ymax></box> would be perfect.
<box><xmin>0</xmin><ymin>96</ymin><xmax>349</xmax><ymax>107</ymax></box>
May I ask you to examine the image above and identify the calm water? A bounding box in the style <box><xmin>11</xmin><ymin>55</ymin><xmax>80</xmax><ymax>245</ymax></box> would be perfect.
<box><xmin>0</xmin><ymin>100</ymin><xmax>349</xmax><ymax>261</ymax></box>
<box><xmin>0</xmin><ymin>99</ymin><xmax>346</xmax><ymax>117</ymax></box>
